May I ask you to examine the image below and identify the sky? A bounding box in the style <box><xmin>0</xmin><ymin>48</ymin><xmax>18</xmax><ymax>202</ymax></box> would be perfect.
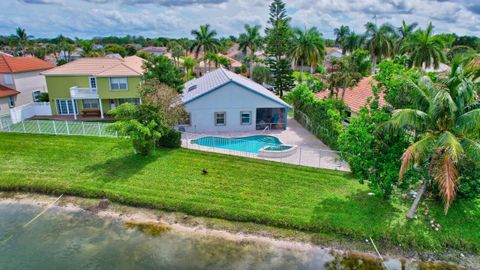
<box><xmin>1</xmin><ymin>0</ymin><xmax>479</xmax><ymax>40</ymax></box>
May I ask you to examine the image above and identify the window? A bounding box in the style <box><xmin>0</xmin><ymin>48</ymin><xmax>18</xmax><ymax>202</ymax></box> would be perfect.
<box><xmin>180</xmin><ymin>113</ymin><xmax>191</xmax><ymax>126</ymax></box>
<box><xmin>8</xmin><ymin>96</ymin><xmax>15</xmax><ymax>108</ymax></box>
<box><xmin>89</xmin><ymin>77</ymin><xmax>97</xmax><ymax>89</ymax></box>
<box><xmin>118</xmin><ymin>98</ymin><xmax>140</xmax><ymax>105</ymax></box>
<box><xmin>214</xmin><ymin>112</ymin><xmax>226</xmax><ymax>126</ymax></box>
<box><xmin>82</xmin><ymin>99</ymin><xmax>99</xmax><ymax>109</ymax></box>
<box><xmin>3</xmin><ymin>74</ymin><xmax>13</xmax><ymax>85</ymax></box>
<box><xmin>55</xmin><ymin>99</ymin><xmax>78</xmax><ymax>115</ymax></box>
<box><xmin>32</xmin><ymin>90</ymin><xmax>41</xmax><ymax>102</ymax></box>
<box><xmin>240</xmin><ymin>111</ymin><xmax>251</xmax><ymax>125</ymax></box>
<box><xmin>110</xmin><ymin>77</ymin><xmax>128</xmax><ymax>90</ymax></box>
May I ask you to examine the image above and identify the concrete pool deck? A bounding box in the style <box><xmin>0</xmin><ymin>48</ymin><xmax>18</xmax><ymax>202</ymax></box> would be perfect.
<box><xmin>181</xmin><ymin>118</ymin><xmax>350</xmax><ymax>171</ymax></box>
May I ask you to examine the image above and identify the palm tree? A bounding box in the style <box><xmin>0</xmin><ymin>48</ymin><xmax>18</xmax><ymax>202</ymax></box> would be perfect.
<box><xmin>182</xmin><ymin>56</ymin><xmax>197</xmax><ymax>80</ymax></box>
<box><xmin>171</xmin><ymin>45</ymin><xmax>184</xmax><ymax>67</ymax></box>
<box><xmin>342</xmin><ymin>32</ymin><xmax>364</xmax><ymax>54</ymax></box>
<box><xmin>364</xmin><ymin>22</ymin><xmax>395</xmax><ymax>74</ymax></box>
<box><xmin>395</xmin><ymin>20</ymin><xmax>418</xmax><ymax>53</ymax></box>
<box><xmin>238</xmin><ymin>24</ymin><xmax>263</xmax><ymax>76</ymax></box>
<box><xmin>204</xmin><ymin>52</ymin><xmax>219</xmax><ymax>71</ymax></box>
<box><xmin>15</xmin><ymin>27</ymin><xmax>32</xmax><ymax>56</ymax></box>
<box><xmin>190</xmin><ymin>24</ymin><xmax>220</xmax><ymax>72</ymax></box>
<box><xmin>389</xmin><ymin>62</ymin><xmax>480</xmax><ymax>217</ymax></box>
<box><xmin>400</xmin><ymin>22</ymin><xmax>447</xmax><ymax>70</ymax></box>
<box><xmin>291</xmin><ymin>27</ymin><xmax>325</xmax><ymax>74</ymax></box>
<box><xmin>333</xmin><ymin>25</ymin><xmax>350</xmax><ymax>54</ymax></box>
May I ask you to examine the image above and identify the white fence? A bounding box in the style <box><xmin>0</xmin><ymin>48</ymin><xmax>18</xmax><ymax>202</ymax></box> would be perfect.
<box><xmin>182</xmin><ymin>132</ymin><xmax>350</xmax><ymax>171</ymax></box>
<box><xmin>0</xmin><ymin>118</ymin><xmax>117</xmax><ymax>137</ymax></box>
<box><xmin>9</xmin><ymin>102</ymin><xmax>52</xmax><ymax>124</ymax></box>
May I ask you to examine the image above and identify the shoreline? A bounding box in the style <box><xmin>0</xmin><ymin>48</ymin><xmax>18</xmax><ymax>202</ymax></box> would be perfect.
<box><xmin>0</xmin><ymin>191</ymin><xmax>477</xmax><ymax>269</ymax></box>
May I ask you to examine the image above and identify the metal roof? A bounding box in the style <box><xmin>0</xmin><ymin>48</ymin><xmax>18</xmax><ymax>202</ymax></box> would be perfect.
<box><xmin>181</xmin><ymin>68</ymin><xmax>291</xmax><ymax>108</ymax></box>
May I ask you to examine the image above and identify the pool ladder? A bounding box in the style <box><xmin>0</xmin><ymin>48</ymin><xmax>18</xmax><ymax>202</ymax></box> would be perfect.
<box><xmin>263</xmin><ymin>125</ymin><xmax>270</xmax><ymax>134</ymax></box>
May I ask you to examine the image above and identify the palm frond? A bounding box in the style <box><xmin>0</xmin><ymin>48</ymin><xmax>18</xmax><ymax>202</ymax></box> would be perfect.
<box><xmin>391</xmin><ymin>109</ymin><xmax>430</xmax><ymax>130</ymax></box>
<box><xmin>436</xmin><ymin>131</ymin><xmax>464</xmax><ymax>163</ymax></box>
<box><xmin>433</xmin><ymin>152</ymin><xmax>458</xmax><ymax>214</ymax></box>
<box><xmin>456</xmin><ymin>108</ymin><xmax>480</xmax><ymax>134</ymax></box>
<box><xmin>399</xmin><ymin>134</ymin><xmax>435</xmax><ymax>180</ymax></box>
<box><xmin>461</xmin><ymin>137</ymin><xmax>480</xmax><ymax>164</ymax></box>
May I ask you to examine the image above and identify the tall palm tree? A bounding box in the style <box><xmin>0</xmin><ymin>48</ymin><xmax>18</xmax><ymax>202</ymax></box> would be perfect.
<box><xmin>333</xmin><ymin>25</ymin><xmax>350</xmax><ymax>54</ymax></box>
<box><xmin>395</xmin><ymin>20</ymin><xmax>418</xmax><ymax>53</ymax></box>
<box><xmin>291</xmin><ymin>27</ymin><xmax>325</xmax><ymax>74</ymax></box>
<box><xmin>238</xmin><ymin>24</ymin><xmax>263</xmax><ymax>76</ymax></box>
<box><xmin>389</xmin><ymin>62</ymin><xmax>480</xmax><ymax>217</ymax></box>
<box><xmin>342</xmin><ymin>32</ymin><xmax>364</xmax><ymax>54</ymax></box>
<box><xmin>15</xmin><ymin>27</ymin><xmax>32</xmax><ymax>56</ymax></box>
<box><xmin>364</xmin><ymin>22</ymin><xmax>395</xmax><ymax>74</ymax></box>
<box><xmin>190</xmin><ymin>24</ymin><xmax>220</xmax><ymax>72</ymax></box>
<box><xmin>182</xmin><ymin>56</ymin><xmax>197</xmax><ymax>80</ymax></box>
<box><xmin>400</xmin><ymin>22</ymin><xmax>447</xmax><ymax>70</ymax></box>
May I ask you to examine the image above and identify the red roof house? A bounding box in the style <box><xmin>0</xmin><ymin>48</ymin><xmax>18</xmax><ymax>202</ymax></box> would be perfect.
<box><xmin>0</xmin><ymin>54</ymin><xmax>53</xmax><ymax>73</ymax></box>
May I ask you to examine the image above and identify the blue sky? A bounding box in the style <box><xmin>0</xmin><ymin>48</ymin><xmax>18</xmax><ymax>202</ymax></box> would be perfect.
<box><xmin>1</xmin><ymin>0</ymin><xmax>479</xmax><ymax>39</ymax></box>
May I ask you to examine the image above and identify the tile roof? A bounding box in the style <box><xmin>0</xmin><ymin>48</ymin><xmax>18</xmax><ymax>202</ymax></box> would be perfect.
<box><xmin>182</xmin><ymin>68</ymin><xmax>291</xmax><ymax>108</ymax></box>
<box><xmin>41</xmin><ymin>56</ymin><xmax>144</xmax><ymax>76</ymax></box>
<box><xmin>315</xmin><ymin>77</ymin><xmax>386</xmax><ymax>112</ymax></box>
<box><xmin>0</xmin><ymin>54</ymin><xmax>53</xmax><ymax>73</ymax></box>
<box><xmin>0</xmin><ymin>84</ymin><xmax>20</xmax><ymax>98</ymax></box>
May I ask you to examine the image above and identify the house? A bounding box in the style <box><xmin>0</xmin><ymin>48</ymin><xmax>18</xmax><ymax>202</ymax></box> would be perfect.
<box><xmin>315</xmin><ymin>77</ymin><xmax>386</xmax><ymax>116</ymax></box>
<box><xmin>180</xmin><ymin>68</ymin><xmax>291</xmax><ymax>132</ymax></box>
<box><xmin>41</xmin><ymin>56</ymin><xmax>144</xmax><ymax>119</ymax></box>
<box><xmin>0</xmin><ymin>54</ymin><xmax>53</xmax><ymax>112</ymax></box>
<box><xmin>139</xmin><ymin>46</ymin><xmax>168</xmax><ymax>56</ymax></box>
<box><xmin>324</xmin><ymin>47</ymin><xmax>343</xmax><ymax>67</ymax></box>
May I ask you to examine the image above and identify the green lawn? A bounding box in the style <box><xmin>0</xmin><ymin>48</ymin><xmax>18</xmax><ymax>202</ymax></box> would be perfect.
<box><xmin>0</xmin><ymin>133</ymin><xmax>478</xmax><ymax>253</ymax></box>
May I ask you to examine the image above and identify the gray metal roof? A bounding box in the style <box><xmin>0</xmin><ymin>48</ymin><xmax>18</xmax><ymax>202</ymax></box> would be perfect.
<box><xmin>181</xmin><ymin>68</ymin><xmax>291</xmax><ymax>108</ymax></box>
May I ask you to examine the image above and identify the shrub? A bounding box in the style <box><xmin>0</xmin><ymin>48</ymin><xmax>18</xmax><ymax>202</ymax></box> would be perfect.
<box><xmin>288</xmin><ymin>84</ymin><xmax>347</xmax><ymax>149</ymax></box>
<box><xmin>157</xmin><ymin>129</ymin><xmax>181</xmax><ymax>148</ymax></box>
<box><xmin>457</xmin><ymin>159</ymin><xmax>480</xmax><ymax>200</ymax></box>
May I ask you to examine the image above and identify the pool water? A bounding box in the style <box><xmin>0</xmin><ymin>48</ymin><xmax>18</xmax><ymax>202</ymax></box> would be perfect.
<box><xmin>192</xmin><ymin>135</ymin><xmax>283</xmax><ymax>153</ymax></box>
<box><xmin>263</xmin><ymin>145</ymin><xmax>293</xmax><ymax>151</ymax></box>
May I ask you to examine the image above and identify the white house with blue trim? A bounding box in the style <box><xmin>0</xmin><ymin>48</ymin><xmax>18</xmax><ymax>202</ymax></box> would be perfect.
<box><xmin>180</xmin><ymin>68</ymin><xmax>291</xmax><ymax>133</ymax></box>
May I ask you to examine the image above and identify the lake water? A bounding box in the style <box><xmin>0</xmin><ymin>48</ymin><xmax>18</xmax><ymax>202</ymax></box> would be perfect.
<box><xmin>0</xmin><ymin>204</ymin><xmax>465</xmax><ymax>270</ymax></box>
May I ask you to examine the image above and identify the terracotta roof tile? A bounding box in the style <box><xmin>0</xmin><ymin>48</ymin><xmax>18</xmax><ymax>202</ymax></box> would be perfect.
<box><xmin>41</xmin><ymin>56</ymin><xmax>144</xmax><ymax>76</ymax></box>
<box><xmin>315</xmin><ymin>77</ymin><xmax>386</xmax><ymax>112</ymax></box>
<box><xmin>0</xmin><ymin>54</ymin><xmax>53</xmax><ymax>73</ymax></box>
<box><xmin>0</xmin><ymin>84</ymin><xmax>20</xmax><ymax>98</ymax></box>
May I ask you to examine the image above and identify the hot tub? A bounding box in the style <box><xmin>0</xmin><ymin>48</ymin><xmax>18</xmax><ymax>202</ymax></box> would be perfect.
<box><xmin>258</xmin><ymin>144</ymin><xmax>297</xmax><ymax>158</ymax></box>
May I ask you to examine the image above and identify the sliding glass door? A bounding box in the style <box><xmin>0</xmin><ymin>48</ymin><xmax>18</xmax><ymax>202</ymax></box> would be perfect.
<box><xmin>56</xmin><ymin>99</ymin><xmax>78</xmax><ymax>115</ymax></box>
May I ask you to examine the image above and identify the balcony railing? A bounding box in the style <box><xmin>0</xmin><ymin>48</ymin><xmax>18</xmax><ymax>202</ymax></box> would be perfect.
<box><xmin>70</xmin><ymin>86</ymin><xmax>99</xmax><ymax>99</ymax></box>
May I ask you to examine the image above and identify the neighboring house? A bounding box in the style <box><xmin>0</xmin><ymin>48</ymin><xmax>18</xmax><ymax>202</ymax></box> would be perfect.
<box><xmin>0</xmin><ymin>54</ymin><xmax>53</xmax><ymax>110</ymax></box>
<box><xmin>315</xmin><ymin>77</ymin><xmax>386</xmax><ymax>116</ymax></box>
<box><xmin>180</xmin><ymin>68</ymin><xmax>291</xmax><ymax>132</ymax></box>
<box><xmin>41</xmin><ymin>56</ymin><xmax>144</xmax><ymax>119</ymax></box>
<box><xmin>0</xmin><ymin>85</ymin><xmax>19</xmax><ymax>114</ymax></box>
<box><xmin>324</xmin><ymin>47</ymin><xmax>343</xmax><ymax>67</ymax></box>
<box><xmin>139</xmin><ymin>46</ymin><xmax>168</xmax><ymax>56</ymax></box>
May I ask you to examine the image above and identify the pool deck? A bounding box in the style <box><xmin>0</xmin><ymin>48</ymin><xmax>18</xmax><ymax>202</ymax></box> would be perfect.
<box><xmin>181</xmin><ymin>118</ymin><xmax>350</xmax><ymax>171</ymax></box>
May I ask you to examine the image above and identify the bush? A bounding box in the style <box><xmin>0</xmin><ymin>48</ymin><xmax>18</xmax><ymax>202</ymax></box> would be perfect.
<box><xmin>157</xmin><ymin>129</ymin><xmax>181</xmax><ymax>148</ymax></box>
<box><xmin>457</xmin><ymin>159</ymin><xmax>480</xmax><ymax>200</ymax></box>
<box><xmin>288</xmin><ymin>84</ymin><xmax>347</xmax><ymax>149</ymax></box>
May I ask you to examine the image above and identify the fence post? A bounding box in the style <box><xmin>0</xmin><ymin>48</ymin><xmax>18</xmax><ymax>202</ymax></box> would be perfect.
<box><xmin>81</xmin><ymin>122</ymin><xmax>86</xmax><ymax>135</ymax></box>
<box><xmin>97</xmin><ymin>122</ymin><xmax>102</xmax><ymax>136</ymax></box>
<box><xmin>36</xmin><ymin>120</ymin><xmax>41</xmax><ymax>133</ymax></box>
<box><xmin>65</xmin><ymin>121</ymin><xmax>69</xmax><ymax>135</ymax></box>
<box><xmin>298</xmin><ymin>147</ymin><xmax>302</xmax><ymax>165</ymax></box>
<box><xmin>7</xmin><ymin>120</ymin><xmax>11</xmax><ymax>132</ymax></box>
<box><xmin>115</xmin><ymin>131</ymin><xmax>118</xmax><ymax>138</ymax></box>
<box><xmin>318</xmin><ymin>150</ymin><xmax>321</xmax><ymax>168</ymax></box>
<box><xmin>52</xmin><ymin>120</ymin><xmax>57</xmax><ymax>135</ymax></box>
<box><xmin>21</xmin><ymin>121</ymin><xmax>26</xmax><ymax>133</ymax></box>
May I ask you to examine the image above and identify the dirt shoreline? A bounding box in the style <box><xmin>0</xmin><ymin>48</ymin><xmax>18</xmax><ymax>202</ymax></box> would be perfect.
<box><xmin>0</xmin><ymin>192</ymin><xmax>476</xmax><ymax>269</ymax></box>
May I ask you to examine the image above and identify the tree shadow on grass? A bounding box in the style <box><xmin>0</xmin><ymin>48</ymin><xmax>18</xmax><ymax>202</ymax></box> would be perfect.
<box><xmin>310</xmin><ymin>191</ymin><xmax>404</xmax><ymax>241</ymax></box>
<box><xmin>82</xmin><ymin>149</ymin><xmax>174</xmax><ymax>182</ymax></box>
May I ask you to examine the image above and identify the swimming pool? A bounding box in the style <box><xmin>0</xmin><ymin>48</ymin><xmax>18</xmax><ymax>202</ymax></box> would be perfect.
<box><xmin>191</xmin><ymin>135</ymin><xmax>283</xmax><ymax>153</ymax></box>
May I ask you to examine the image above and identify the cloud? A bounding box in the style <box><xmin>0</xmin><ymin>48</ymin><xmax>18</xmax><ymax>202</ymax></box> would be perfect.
<box><xmin>17</xmin><ymin>0</ymin><xmax>62</xmax><ymax>4</ymax></box>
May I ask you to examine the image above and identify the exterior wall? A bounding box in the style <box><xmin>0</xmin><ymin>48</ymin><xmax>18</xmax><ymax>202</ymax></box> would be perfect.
<box><xmin>183</xmin><ymin>82</ymin><xmax>286</xmax><ymax>132</ymax></box>
<box><xmin>0</xmin><ymin>97</ymin><xmax>11</xmax><ymax>114</ymax></box>
<box><xmin>45</xmin><ymin>75</ymin><xmax>141</xmax><ymax>115</ymax></box>
<box><xmin>0</xmin><ymin>70</ymin><xmax>48</xmax><ymax>107</ymax></box>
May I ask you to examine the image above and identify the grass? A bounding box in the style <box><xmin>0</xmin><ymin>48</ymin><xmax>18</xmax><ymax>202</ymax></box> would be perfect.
<box><xmin>0</xmin><ymin>132</ymin><xmax>478</xmax><ymax>253</ymax></box>
<box><xmin>0</xmin><ymin>120</ymin><xmax>116</xmax><ymax>137</ymax></box>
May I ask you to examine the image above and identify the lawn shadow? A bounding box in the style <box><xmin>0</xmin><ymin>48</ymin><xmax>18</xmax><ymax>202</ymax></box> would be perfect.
<box><xmin>82</xmin><ymin>149</ymin><xmax>173</xmax><ymax>182</ymax></box>
<box><xmin>310</xmin><ymin>191</ymin><xmax>403</xmax><ymax>240</ymax></box>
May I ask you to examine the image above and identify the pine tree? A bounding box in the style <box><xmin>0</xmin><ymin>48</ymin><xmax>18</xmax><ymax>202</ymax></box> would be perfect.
<box><xmin>265</xmin><ymin>0</ymin><xmax>294</xmax><ymax>97</ymax></box>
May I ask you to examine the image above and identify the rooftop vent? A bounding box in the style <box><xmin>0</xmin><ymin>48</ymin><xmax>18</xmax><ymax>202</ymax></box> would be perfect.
<box><xmin>188</xmin><ymin>85</ymin><xmax>197</xmax><ymax>92</ymax></box>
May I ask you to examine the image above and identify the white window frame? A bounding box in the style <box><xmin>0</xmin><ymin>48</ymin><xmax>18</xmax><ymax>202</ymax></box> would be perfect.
<box><xmin>82</xmin><ymin>99</ymin><xmax>99</xmax><ymax>109</ymax></box>
<box><xmin>3</xmin><ymin>74</ymin><xmax>13</xmax><ymax>85</ymax></box>
<box><xmin>214</xmin><ymin>112</ymin><xmax>226</xmax><ymax>126</ymax></box>
<box><xmin>109</xmin><ymin>77</ymin><xmax>128</xmax><ymax>91</ymax></box>
<box><xmin>240</xmin><ymin>111</ymin><xmax>252</xmax><ymax>125</ymax></box>
<box><xmin>55</xmin><ymin>99</ymin><xmax>78</xmax><ymax>115</ymax></box>
<box><xmin>8</xmin><ymin>96</ymin><xmax>15</xmax><ymax>108</ymax></box>
<box><xmin>32</xmin><ymin>90</ymin><xmax>42</xmax><ymax>102</ymax></box>
<box><xmin>89</xmin><ymin>77</ymin><xmax>97</xmax><ymax>89</ymax></box>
